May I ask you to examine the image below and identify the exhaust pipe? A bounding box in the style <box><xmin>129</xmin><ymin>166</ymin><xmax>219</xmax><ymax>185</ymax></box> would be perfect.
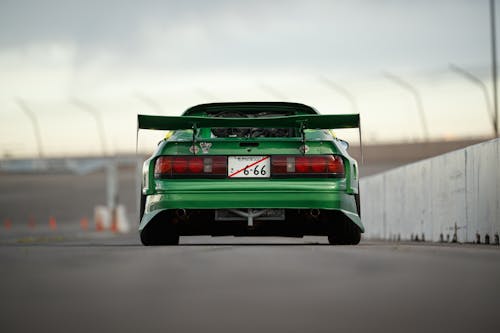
<box><xmin>175</xmin><ymin>209</ymin><xmax>187</xmax><ymax>218</ymax></box>
<box><xmin>310</xmin><ymin>209</ymin><xmax>320</xmax><ymax>218</ymax></box>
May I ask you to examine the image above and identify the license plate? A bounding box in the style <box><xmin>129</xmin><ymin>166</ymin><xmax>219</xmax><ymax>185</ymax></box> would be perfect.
<box><xmin>228</xmin><ymin>156</ymin><xmax>270</xmax><ymax>178</ymax></box>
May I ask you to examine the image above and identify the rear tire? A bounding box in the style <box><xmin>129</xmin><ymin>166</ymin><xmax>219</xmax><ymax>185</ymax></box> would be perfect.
<box><xmin>140</xmin><ymin>210</ymin><xmax>180</xmax><ymax>246</ymax></box>
<box><xmin>139</xmin><ymin>194</ymin><xmax>146</xmax><ymax>224</ymax></box>
<box><xmin>140</xmin><ymin>230</ymin><xmax>179</xmax><ymax>246</ymax></box>
<box><xmin>328</xmin><ymin>221</ymin><xmax>361</xmax><ymax>245</ymax></box>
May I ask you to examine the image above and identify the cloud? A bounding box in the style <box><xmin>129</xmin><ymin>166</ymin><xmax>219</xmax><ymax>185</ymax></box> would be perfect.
<box><xmin>0</xmin><ymin>0</ymin><xmax>496</xmax><ymax>156</ymax></box>
<box><xmin>0</xmin><ymin>0</ymin><xmax>492</xmax><ymax>73</ymax></box>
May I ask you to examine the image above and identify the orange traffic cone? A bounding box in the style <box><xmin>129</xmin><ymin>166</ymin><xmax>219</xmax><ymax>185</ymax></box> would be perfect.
<box><xmin>49</xmin><ymin>216</ymin><xmax>57</xmax><ymax>230</ymax></box>
<box><xmin>80</xmin><ymin>217</ymin><xmax>89</xmax><ymax>231</ymax></box>
<box><xmin>110</xmin><ymin>208</ymin><xmax>118</xmax><ymax>233</ymax></box>
<box><xmin>4</xmin><ymin>218</ymin><xmax>12</xmax><ymax>230</ymax></box>
<box><xmin>95</xmin><ymin>215</ymin><xmax>104</xmax><ymax>231</ymax></box>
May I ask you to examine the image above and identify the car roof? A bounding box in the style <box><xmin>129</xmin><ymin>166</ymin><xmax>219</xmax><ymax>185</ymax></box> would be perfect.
<box><xmin>182</xmin><ymin>102</ymin><xmax>319</xmax><ymax>116</ymax></box>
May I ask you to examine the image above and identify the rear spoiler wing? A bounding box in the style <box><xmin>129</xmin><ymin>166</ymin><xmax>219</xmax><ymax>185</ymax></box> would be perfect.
<box><xmin>137</xmin><ymin>114</ymin><xmax>359</xmax><ymax>131</ymax></box>
<box><xmin>137</xmin><ymin>113</ymin><xmax>362</xmax><ymax>160</ymax></box>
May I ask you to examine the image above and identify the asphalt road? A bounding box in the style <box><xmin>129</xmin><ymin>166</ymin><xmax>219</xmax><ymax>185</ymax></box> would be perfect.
<box><xmin>0</xmin><ymin>229</ymin><xmax>499</xmax><ymax>333</ymax></box>
<box><xmin>1</xmin><ymin>167</ymin><xmax>499</xmax><ymax>333</ymax></box>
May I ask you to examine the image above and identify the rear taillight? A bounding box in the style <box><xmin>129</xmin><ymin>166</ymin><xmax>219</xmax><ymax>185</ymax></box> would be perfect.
<box><xmin>271</xmin><ymin>155</ymin><xmax>345</xmax><ymax>177</ymax></box>
<box><xmin>155</xmin><ymin>156</ymin><xmax>227</xmax><ymax>178</ymax></box>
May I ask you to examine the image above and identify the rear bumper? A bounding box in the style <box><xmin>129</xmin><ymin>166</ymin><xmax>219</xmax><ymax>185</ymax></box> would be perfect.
<box><xmin>146</xmin><ymin>190</ymin><xmax>355</xmax><ymax>210</ymax></box>
<box><xmin>146</xmin><ymin>178</ymin><xmax>354</xmax><ymax>209</ymax></box>
<box><xmin>141</xmin><ymin>179</ymin><xmax>363</xmax><ymax>232</ymax></box>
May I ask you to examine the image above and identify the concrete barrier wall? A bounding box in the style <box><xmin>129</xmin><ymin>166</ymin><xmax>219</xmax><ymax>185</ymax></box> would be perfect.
<box><xmin>360</xmin><ymin>138</ymin><xmax>499</xmax><ymax>244</ymax></box>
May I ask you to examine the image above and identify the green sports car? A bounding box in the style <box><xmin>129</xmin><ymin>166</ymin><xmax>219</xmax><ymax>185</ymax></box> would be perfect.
<box><xmin>138</xmin><ymin>102</ymin><xmax>363</xmax><ymax>245</ymax></box>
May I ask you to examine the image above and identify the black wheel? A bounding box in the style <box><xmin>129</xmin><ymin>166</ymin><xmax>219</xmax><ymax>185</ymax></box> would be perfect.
<box><xmin>328</xmin><ymin>221</ymin><xmax>361</xmax><ymax>245</ymax></box>
<box><xmin>140</xmin><ymin>229</ymin><xmax>179</xmax><ymax>246</ymax></box>
<box><xmin>139</xmin><ymin>194</ymin><xmax>146</xmax><ymax>223</ymax></box>
<box><xmin>139</xmin><ymin>210</ymin><xmax>180</xmax><ymax>246</ymax></box>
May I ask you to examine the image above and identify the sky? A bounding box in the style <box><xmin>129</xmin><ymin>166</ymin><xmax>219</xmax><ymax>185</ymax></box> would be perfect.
<box><xmin>0</xmin><ymin>0</ymin><xmax>498</xmax><ymax>158</ymax></box>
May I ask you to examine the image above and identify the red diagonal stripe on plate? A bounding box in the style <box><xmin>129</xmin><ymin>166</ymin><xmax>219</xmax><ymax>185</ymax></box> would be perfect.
<box><xmin>228</xmin><ymin>156</ymin><xmax>270</xmax><ymax>178</ymax></box>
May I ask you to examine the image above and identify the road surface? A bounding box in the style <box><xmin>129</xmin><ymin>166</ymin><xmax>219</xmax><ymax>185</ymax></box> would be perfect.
<box><xmin>0</xmin><ymin>228</ymin><xmax>499</xmax><ymax>333</ymax></box>
<box><xmin>1</xmin><ymin>168</ymin><xmax>499</xmax><ymax>332</ymax></box>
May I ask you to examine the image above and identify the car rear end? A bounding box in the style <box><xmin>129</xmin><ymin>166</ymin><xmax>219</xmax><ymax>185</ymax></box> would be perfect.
<box><xmin>138</xmin><ymin>102</ymin><xmax>363</xmax><ymax>245</ymax></box>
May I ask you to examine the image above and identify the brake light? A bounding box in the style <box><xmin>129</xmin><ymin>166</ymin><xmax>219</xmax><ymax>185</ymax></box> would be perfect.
<box><xmin>310</xmin><ymin>156</ymin><xmax>325</xmax><ymax>173</ymax></box>
<box><xmin>295</xmin><ymin>156</ymin><xmax>309</xmax><ymax>173</ymax></box>
<box><xmin>188</xmin><ymin>157</ymin><xmax>203</xmax><ymax>173</ymax></box>
<box><xmin>155</xmin><ymin>156</ymin><xmax>227</xmax><ymax>178</ymax></box>
<box><xmin>327</xmin><ymin>156</ymin><xmax>344</xmax><ymax>174</ymax></box>
<box><xmin>173</xmin><ymin>157</ymin><xmax>187</xmax><ymax>173</ymax></box>
<box><xmin>272</xmin><ymin>155</ymin><xmax>345</xmax><ymax>177</ymax></box>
